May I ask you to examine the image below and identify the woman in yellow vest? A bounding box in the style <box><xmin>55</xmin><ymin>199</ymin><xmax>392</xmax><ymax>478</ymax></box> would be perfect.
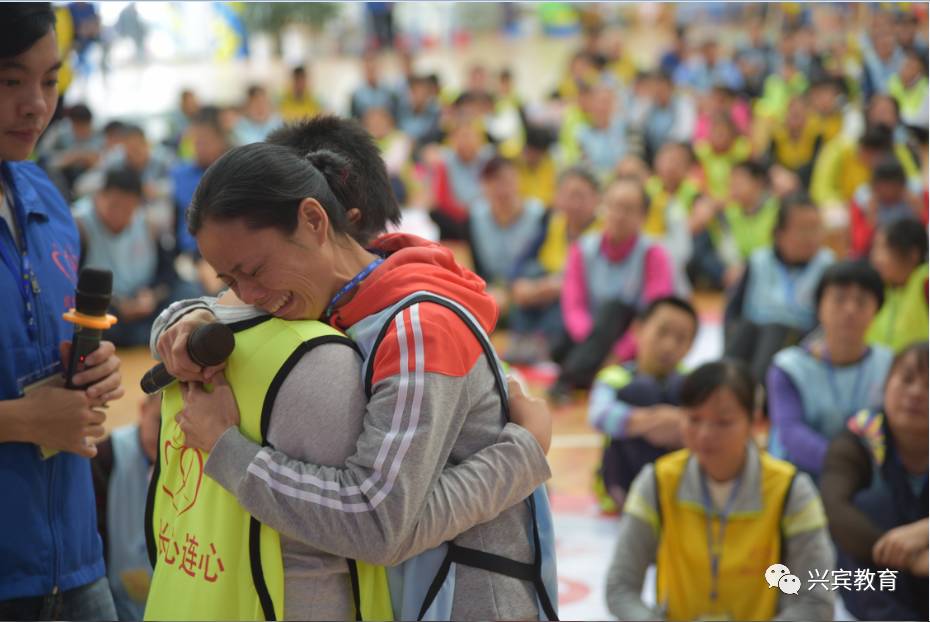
<box><xmin>606</xmin><ymin>360</ymin><xmax>835</xmax><ymax>621</ymax></box>
<box><xmin>868</xmin><ymin>218</ymin><xmax>929</xmax><ymax>352</ymax></box>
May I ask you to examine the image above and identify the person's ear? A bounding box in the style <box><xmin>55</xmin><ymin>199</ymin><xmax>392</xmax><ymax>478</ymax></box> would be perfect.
<box><xmin>298</xmin><ymin>198</ymin><xmax>329</xmax><ymax>244</ymax></box>
<box><xmin>346</xmin><ymin>207</ymin><xmax>362</xmax><ymax>227</ymax></box>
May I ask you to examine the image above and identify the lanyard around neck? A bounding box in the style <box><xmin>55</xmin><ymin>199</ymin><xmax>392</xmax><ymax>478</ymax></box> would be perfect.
<box><xmin>323</xmin><ymin>256</ymin><xmax>384</xmax><ymax>320</ymax></box>
<box><xmin>0</xmin><ymin>175</ymin><xmax>40</xmax><ymax>339</ymax></box>
<box><xmin>699</xmin><ymin>469</ymin><xmax>744</xmax><ymax>604</ymax></box>
<box><xmin>822</xmin><ymin>345</ymin><xmax>868</xmax><ymax>416</ymax></box>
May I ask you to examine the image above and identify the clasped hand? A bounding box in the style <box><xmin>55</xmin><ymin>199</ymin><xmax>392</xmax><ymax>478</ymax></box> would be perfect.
<box><xmin>176</xmin><ymin>372</ymin><xmax>240</xmax><ymax>452</ymax></box>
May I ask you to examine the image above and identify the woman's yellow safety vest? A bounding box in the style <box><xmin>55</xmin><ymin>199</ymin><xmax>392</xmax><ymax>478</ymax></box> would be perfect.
<box><xmin>644</xmin><ymin>177</ymin><xmax>701</xmax><ymax>237</ymax></box>
<box><xmin>654</xmin><ymin>449</ymin><xmax>796</xmax><ymax>622</ymax></box>
<box><xmin>537</xmin><ymin>212</ymin><xmax>601</xmax><ymax>275</ymax></box>
<box><xmin>144</xmin><ymin>316</ymin><xmax>392</xmax><ymax>621</ymax></box>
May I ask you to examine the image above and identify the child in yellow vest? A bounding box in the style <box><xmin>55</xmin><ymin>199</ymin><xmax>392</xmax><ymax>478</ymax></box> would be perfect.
<box><xmin>605</xmin><ymin>360</ymin><xmax>835</xmax><ymax>621</ymax></box>
<box><xmin>515</xmin><ymin>126</ymin><xmax>558</xmax><ymax>207</ymax></box>
<box><xmin>279</xmin><ymin>66</ymin><xmax>324</xmax><ymax>123</ymax></box>
<box><xmin>766</xmin><ymin>95</ymin><xmax>824</xmax><ymax>189</ymax></box>
<box><xmin>868</xmin><ymin>218</ymin><xmax>929</xmax><ymax>352</ymax></box>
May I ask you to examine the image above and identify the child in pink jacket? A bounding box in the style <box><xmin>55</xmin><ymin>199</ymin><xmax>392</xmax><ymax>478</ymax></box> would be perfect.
<box><xmin>550</xmin><ymin>176</ymin><xmax>677</xmax><ymax>398</ymax></box>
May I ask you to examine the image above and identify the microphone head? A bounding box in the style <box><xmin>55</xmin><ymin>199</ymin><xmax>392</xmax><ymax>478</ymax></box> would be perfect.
<box><xmin>74</xmin><ymin>267</ymin><xmax>113</xmax><ymax>317</ymax></box>
<box><xmin>188</xmin><ymin>323</ymin><xmax>236</xmax><ymax>367</ymax></box>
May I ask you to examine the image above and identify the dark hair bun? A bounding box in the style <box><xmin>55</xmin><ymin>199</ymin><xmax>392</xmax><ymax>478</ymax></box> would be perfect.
<box><xmin>305</xmin><ymin>149</ymin><xmax>351</xmax><ymax>190</ymax></box>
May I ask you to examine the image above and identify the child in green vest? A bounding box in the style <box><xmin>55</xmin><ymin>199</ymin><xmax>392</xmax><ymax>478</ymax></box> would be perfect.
<box><xmin>91</xmin><ymin>394</ymin><xmax>159</xmax><ymax>621</ymax></box>
<box><xmin>687</xmin><ymin>159</ymin><xmax>778</xmax><ymax>291</ymax></box>
<box><xmin>723</xmin><ymin>159</ymin><xmax>780</xmax><ymax>262</ymax></box>
<box><xmin>888</xmin><ymin>47</ymin><xmax>928</xmax><ymax>128</ymax></box>
<box><xmin>868</xmin><ymin>218</ymin><xmax>929</xmax><ymax>352</ymax></box>
<box><xmin>695</xmin><ymin>113</ymin><xmax>752</xmax><ymax>201</ymax></box>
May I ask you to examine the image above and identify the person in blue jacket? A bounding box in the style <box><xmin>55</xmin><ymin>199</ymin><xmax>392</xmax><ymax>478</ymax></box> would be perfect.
<box><xmin>0</xmin><ymin>4</ymin><xmax>124</xmax><ymax>620</ymax></box>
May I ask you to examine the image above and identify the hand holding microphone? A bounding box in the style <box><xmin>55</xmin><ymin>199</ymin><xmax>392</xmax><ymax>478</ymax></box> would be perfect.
<box><xmin>62</xmin><ymin>268</ymin><xmax>118</xmax><ymax>390</ymax></box>
<box><xmin>35</xmin><ymin>268</ymin><xmax>123</xmax><ymax>458</ymax></box>
<box><xmin>142</xmin><ymin>320</ymin><xmax>235</xmax><ymax>394</ymax></box>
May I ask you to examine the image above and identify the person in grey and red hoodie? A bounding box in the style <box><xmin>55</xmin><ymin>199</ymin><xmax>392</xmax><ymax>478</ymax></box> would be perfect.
<box><xmin>152</xmin><ymin>116</ymin><xmax>559</xmax><ymax>620</ymax></box>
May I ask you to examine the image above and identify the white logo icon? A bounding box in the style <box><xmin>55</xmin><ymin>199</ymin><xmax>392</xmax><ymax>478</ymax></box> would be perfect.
<box><xmin>778</xmin><ymin>574</ymin><xmax>802</xmax><ymax>595</ymax></box>
<box><xmin>765</xmin><ymin>564</ymin><xmax>800</xmax><ymax>594</ymax></box>
<box><xmin>764</xmin><ymin>563</ymin><xmax>791</xmax><ymax>589</ymax></box>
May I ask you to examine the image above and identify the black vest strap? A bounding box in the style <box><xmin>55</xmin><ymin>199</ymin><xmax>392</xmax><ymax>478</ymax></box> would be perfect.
<box><xmin>347</xmin><ymin>559</ymin><xmax>363</xmax><ymax>622</ymax></box>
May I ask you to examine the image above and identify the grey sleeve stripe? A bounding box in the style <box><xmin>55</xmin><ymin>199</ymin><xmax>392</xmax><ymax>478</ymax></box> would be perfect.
<box><xmin>368</xmin><ymin>303</ymin><xmax>426</xmax><ymax>506</ymax></box>
<box><xmin>245</xmin><ymin>462</ymin><xmax>376</xmax><ymax>513</ymax></box>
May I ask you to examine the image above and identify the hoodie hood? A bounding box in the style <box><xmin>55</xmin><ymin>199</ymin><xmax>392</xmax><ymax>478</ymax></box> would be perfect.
<box><xmin>329</xmin><ymin>233</ymin><xmax>499</xmax><ymax>335</ymax></box>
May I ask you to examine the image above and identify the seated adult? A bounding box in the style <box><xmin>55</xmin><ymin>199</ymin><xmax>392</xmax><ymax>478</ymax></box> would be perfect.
<box><xmin>506</xmin><ymin>166</ymin><xmax>600</xmax><ymax>363</ymax></box>
<box><xmin>767</xmin><ymin>261</ymin><xmax>894</xmax><ymax>476</ymax></box>
<box><xmin>73</xmin><ymin>166</ymin><xmax>200</xmax><ymax>346</ymax></box>
<box><xmin>821</xmin><ymin>342</ymin><xmax>928</xmax><ymax>621</ymax></box>
<box><xmin>725</xmin><ymin>193</ymin><xmax>835</xmax><ymax>383</ymax></box>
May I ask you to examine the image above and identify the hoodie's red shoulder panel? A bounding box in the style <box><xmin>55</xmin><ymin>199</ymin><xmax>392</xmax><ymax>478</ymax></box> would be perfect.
<box><xmin>370</xmin><ymin>302</ymin><xmax>486</xmax><ymax>387</ymax></box>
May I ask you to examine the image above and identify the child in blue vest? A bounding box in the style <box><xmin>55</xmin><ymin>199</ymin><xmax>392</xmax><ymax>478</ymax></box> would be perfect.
<box><xmin>91</xmin><ymin>394</ymin><xmax>159</xmax><ymax>621</ymax></box>
<box><xmin>465</xmin><ymin>156</ymin><xmax>546</xmax><ymax>321</ymax></box>
<box><xmin>767</xmin><ymin>260</ymin><xmax>894</xmax><ymax>477</ymax></box>
<box><xmin>588</xmin><ymin>296</ymin><xmax>698</xmax><ymax>511</ymax></box>
<box><xmin>725</xmin><ymin>192</ymin><xmax>835</xmax><ymax>382</ymax></box>
<box><xmin>821</xmin><ymin>342</ymin><xmax>928</xmax><ymax>621</ymax></box>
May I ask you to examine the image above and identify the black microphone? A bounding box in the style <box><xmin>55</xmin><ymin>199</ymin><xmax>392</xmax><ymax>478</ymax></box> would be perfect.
<box><xmin>140</xmin><ymin>322</ymin><xmax>236</xmax><ymax>394</ymax></box>
<box><xmin>63</xmin><ymin>268</ymin><xmax>117</xmax><ymax>389</ymax></box>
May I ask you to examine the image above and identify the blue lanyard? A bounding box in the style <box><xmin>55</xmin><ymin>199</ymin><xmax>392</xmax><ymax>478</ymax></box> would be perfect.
<box><xmin>323</xmin><ymin>256</ymin><xmax>384</xmax><ymax>320</ymax></box>
<box><xmin>0</xmin><ymin>180</ymin><xmax>40</xmax><ymax>340</ymax></box>
<box><xmin>823</xmin><ymin>346</ymin><xmax>867</xmax><ymax>416</ymax></box>
<box><xmin>699</xmin><ymin>470</ymin><xmax>743</xmax><ymax>603</ymax></box>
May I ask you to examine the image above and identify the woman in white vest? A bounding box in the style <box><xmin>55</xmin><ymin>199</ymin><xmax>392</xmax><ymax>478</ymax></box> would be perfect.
<box><xmin>767</xmin><ymin>260</ymin><xmax>894</xmax><ymax>477</ymax></box>
<box><xmin>724</xmin><ymin>192</ymin><xmax>836</xmax><ymax>383</ymax></box>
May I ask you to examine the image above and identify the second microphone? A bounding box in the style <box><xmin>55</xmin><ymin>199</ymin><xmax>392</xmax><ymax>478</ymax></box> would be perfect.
<box><xmin>140</xmin><ymin>323</ymin><xmax>235</xmax><ymax>394</ymax></box>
